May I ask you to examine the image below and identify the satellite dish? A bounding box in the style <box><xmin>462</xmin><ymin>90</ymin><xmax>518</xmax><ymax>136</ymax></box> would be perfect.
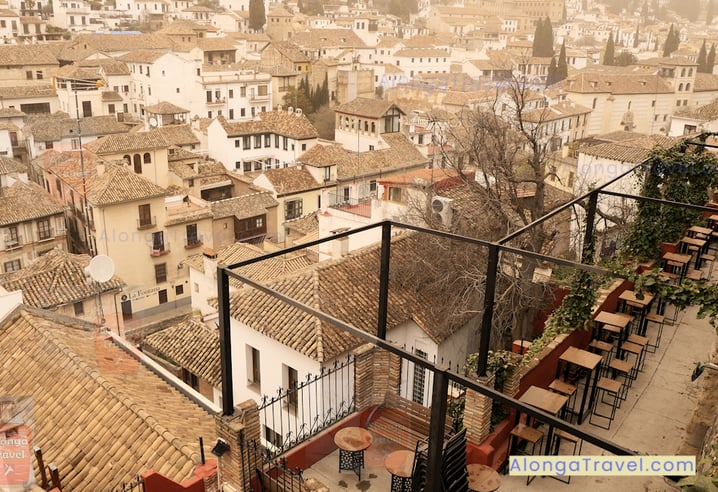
<box><xmin>148</xmin><ymin>116</ymin><xmax>158</xmax><ymax>128</ymax></box>
<box><xmin>86</xmin><ymin>255</ymin><xmax>115</xmax><ymax>283</ymax></box>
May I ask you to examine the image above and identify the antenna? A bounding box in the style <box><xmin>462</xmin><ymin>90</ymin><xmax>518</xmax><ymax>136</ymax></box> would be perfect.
<box><xmin>86</xmin><ymin>254</ymin><xmax>115</xmax><ymax>283</ymax></box>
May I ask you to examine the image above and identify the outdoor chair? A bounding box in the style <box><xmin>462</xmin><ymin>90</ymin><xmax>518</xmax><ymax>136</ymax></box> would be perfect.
<box><xmin>509</xmin><ymin>423</ymin><xmax>544</xmax><ymax>485</ymax></box>
<box><xmin>589</xmin><ymin>377</ymin><xmax>622</xmax><ymax>430</ymax></box>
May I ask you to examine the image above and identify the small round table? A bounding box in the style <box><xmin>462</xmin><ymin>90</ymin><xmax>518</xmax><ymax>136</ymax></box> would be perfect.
<box><xmin>467</xmin><ymin>463</ymin><xmax>501</xmax><ymax>492</ymax></box>
<box><xmin>384</xmin><ymin>450</ymin><xmax>415</xmax><ymax>492</ymax></box>
<box><xmin>334</xmin><ymin>427</ymin><xmax>373</xmax><ymax>480</ymax></box>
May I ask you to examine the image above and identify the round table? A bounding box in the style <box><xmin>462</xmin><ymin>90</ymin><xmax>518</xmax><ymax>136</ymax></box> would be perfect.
<box><xmin>467</xmin><ymin>463</ymin><xmax>501</xmax><ymax>492</ymax></box>
<box><xmin>384</xmin><ymin>450</ymin><xmax>415</xmax><ymax>492</ymax></box>
<box><xmin>334</xmin><ymin>427</ymin><xmax>373</xmax><ymax>480</ymax></box>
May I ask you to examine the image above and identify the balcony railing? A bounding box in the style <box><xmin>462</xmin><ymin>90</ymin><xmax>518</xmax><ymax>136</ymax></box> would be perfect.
<box><xmin>137</xmin><ymin>216</ymin><xmax>157</xmax><ymax>230</ymax></box>
<box><xmin>207</xmin><ymin>98</ymin><xmax>227</xmax><ymax>106</ymax></box>
<box><xmin>184</xmin><ymin>239</ymin><xmax>203</xmax><ymax>249</ymax></box>
<box><xmin>150</xmin><ymin>242</ymin><xmax>170</xmax><ymax>256</ymax></box>
<box><xmin>250</xmin><ymin>94</ymin><xmax>270</xmax><ymax>101</ymax></box>
<box><xmin>4</xmin><ymin>236</ymin><xmax>22</xmax><ymax>250</ymax></box>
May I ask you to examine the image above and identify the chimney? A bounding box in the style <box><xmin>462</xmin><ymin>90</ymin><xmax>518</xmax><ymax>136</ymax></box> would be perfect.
<box><xmin>203</xmin><ymin>247</ymin><xmax>218</xmax><ymax>278</ymax></box>
<box><xmin>96</xmin><ymin>162</ymin><xmax>105</xmax><ymax>176</ymax></box>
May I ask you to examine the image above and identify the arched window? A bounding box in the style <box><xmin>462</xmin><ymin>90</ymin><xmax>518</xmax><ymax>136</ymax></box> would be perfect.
<box><xmin>679</xmin><ymin>83</ymin><xmax>684</xmax><ymax>91</ymax></box>
<box><xmin>681</xmin><ymin>68</ymin><xmax>686</xmax><ymax>77</ymax></box>
<box><xmin>143</xmin><ymin>152</ymin><xmax>151</xmax><ymax>164</ymax></box>
<box><xmin>686</xmin><ymin>83</ymin><xmax>691</xmax><ymax>91</ymax></box>
<box><xmin>133</xmin><ymin>154</ymin><xmax>142</xmax><ymax>173</ymax></box>
<box><xmin>123</xmin><ymin>154</ymin><xmax>130</xmax><ymax>164</ymax></box>
<box><xmin>688</xmin><ymin>68</ymin><xmax>694</xmax><ymax>76</ymax></box>
<box><xmin>592</xmin><ymin>98</ymin><xmax>597</xmax><ymax>109</ymax></box>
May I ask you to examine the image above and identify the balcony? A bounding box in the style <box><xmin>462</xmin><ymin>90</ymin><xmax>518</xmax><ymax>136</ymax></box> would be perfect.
<box><xmin>250</xmin><ymin>94</ymin><xmax>270</xmax><ymax>102</ymax></box>
<box><xmin>150</xmin><ymin>242</ymin><xmax>170</xmax><ymax>256</ymax></box>
<box><xmin>207</xmin><ymin>98</ymin><xmax>227</xmax><ymax>106</ymax></box>
<box><xmin>184</xmin><ymin>239</ymin><xmax>203</xmax><ymax>250</ymax></box>
<box><xmin>4</xmin><ymin>236</ymin><xmax>22</xmax><ymax>250</ymax></box>
<box><xmin>137</xmin><ymin>216</ymin><xmax>157</xmax><ymax>230</ymax></box>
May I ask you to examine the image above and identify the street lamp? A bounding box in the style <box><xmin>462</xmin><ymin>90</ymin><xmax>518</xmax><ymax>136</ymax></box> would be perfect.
<box><xmin>54</xmin><ymin>76</ymin><xmax>104</xmax><ymax>256</ymax></box>
<box><xmin>691</xmin><ymin>362</ymin><xmax>718</xmax><ymax>381</ymax></box>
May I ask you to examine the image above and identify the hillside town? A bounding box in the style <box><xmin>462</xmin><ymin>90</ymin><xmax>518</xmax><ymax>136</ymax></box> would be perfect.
<box><xmin>0</xmin><ymin>0</ymin><xmax>717</xmax><ymax>490</ymax></box>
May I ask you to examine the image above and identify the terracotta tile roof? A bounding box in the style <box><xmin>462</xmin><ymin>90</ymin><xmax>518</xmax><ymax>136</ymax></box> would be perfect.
<box><xmin>290</xmin><ymin>29</ymin><xmax>367</xmax><ymax>49</ymax></box>
<box><xmin>285</xmin><ymin>211</ymin><xmax>318</xmax><ymax>234</ymax></box>
<box><xmin>0</xmin><ymin>180</ymin><xmax>66</xmax><ymax>226</ymax></box>
<box><xmin>71</xmin><ymin>33</ymin><xmax>175</xmax><ymax>53</ymax></box>
<box><xmin>197</xmin><ymin>37</ymin><xmax>238</xmax><ymax>52</ymax></box>
<box><xmin>157</xmin><ymin>19</ymin><xmax>208</xmax><ymax>35</ymax></box>
<box><xmin>168</xmin><ymin>146</ymin><xmax>201</xmax><ymax>162</ymax></box>
<box><xmin>145</xmin><ymin>318</ymin><xmax>221</xmax><ymax>387</ymax></box>
<box><xmin>257</xmin><ymin>167</ymin><xmax>321</xmax><ymax>194</ymax></box>
<box><xmin>165</xmin><ymin>202</ymin><xmax>213</xmax><ymax>227</ymax></box>
<box><xmin>675</xmin><ymin>98</ymin><xmax>718</xmax><ymax>120</ymax></box>
<box><xmin>693</xmin><ymin>73</ymin><xmax>718</xmax><ymax>92</ymax></box>
<box><xmin>222</xmin><ymin>233</ymin><xmax>472</xmax><ymax>362</ymax></box>
<box><xmin>209</xmin><ymin>191</ymin><xmax>278</xmax><ymax>219</ymax></box>
<box><xmin>101</xmin><ymin>91</ymin><xmax>124</xmax><ymax>102</ymax></box>
<box><xmin>579</xmin><ymin>134</ymin><xmax>679</xmax><ymax>162</ymax></box>
<box><xmin>117</xmin><ymin>49</ymin><xmax>170</xmax><ymax>63</ymax></box>
<box><xmin>85</xmin><ymin>129</ymin><xmax>169</xmax><ymax>154</ymax></box>
<box><xmin>394</xmin><ymin>48</ymin><xmax>449</xmax><ymax>57</ymax></box>
<box><xmin>146</xmin><ymin>101</ymin><xmax>190</xmax><ymax>115</ymax></box>
<box><xmin>0</xmin><ymin>156</ymin><xmax>26</xmax><ymax>174</ymax></box>
<box><xmin>77</xmin><ymin>59</ymin><xmax>131</xmax><ymax>75</ymax></box>
<box><xmin>267</xmin><ymin>5</ymin><xmax>293</xmax><ymax>16</ymax></box>
<box><xmin>0</xmin><ymin>107</ymin><xmax>25</xmax><ymax>117</ymax></box>
<box><xmin>267</xmin><ymin>41</ymin><xmax>311</xmax><ymax>63</ymax></box>
<box><xmin>157</xmin><ymin>124</ymin><xmax>199</xmax><ymax>147</ymax></box>
<box><xmin>88</xmin><ymin>163</ymin><xmax>166</xmax><ymax>206</ymax></box>
<box><xmin>563</xmin><ymin>71</ymin><xmax>673</xmax><ymax>94</ymax></box>
<box><xmin>36</xmin><ymin>150</ymin><xmax>97</xmax><ymax>197</ymax></box>
<box><xmin>523</xmin><ymin>100</ymin><xmax>592</xmax><ymax>123</ymax></box>
<box><xmin>54</xmin><ymin>64</ymin><xmax>101</xmax><ymax>80</ymax></box>
<box><xmin>0</xmin><ymin>248</ymin><xmax>124</xmax><ymax>308</ymax></box>
<box><xmin>334</xmin><ymin>97</ymin><xmax>403</xmax><ymax>118</ymax></box>
<box><xmin>182</xmin><ymin>242</ymin><xmax>312</xmax><ymax>284</ymax></box>
<box><xmin>0</xmin><ymin>84</ymin><xmax>54</xmax><ymax>99</ymax></box>
<box><xmin>0</xmin><ymin>307</ymin><xmax>216</xmax><ymax>490</ymax></box>
<box><xmin>296</xmin><ymin>142</ymin><xmax>347</xmax><ymax>168</ymax></box>
<box><xmin>28</xmin><ymin>115</ymin><xmax>129</xmax><ymax>142</ymax></box>
<box><xmin>216</xmin><ymin>111</ymin><xmax>319</xmax><ymax>139</ymax></box>
<box><xmin>0</xmin><ymin>44</ymin><xmax>58</xmax><ymax>66</ymax></box>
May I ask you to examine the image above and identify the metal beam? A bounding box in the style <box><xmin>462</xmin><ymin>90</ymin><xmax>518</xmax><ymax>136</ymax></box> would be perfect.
<box><xmin>600</xmin><ymin>189</ymin><xmax>718</xmax><ymax>213</ymax></box>
<box><xmin>377</xmin><ymin>221</ymin><xmax>391</xmax><ymax>340</ymax></box>
<box><xmin>217</xmin><ymin>266</ymin><xmax>234</xmax><ymax>416</ymax></box>
<box><xmin>582</xmin><ymin>191</ymin><xmax>598</xmax><ymax>263</ymax></box>
<box><xmin>426</xmin><ymin>367</ymin><xmax>450</xmax><ymax>490</ymax></box>
<box><xmin>477</xmin><ymin>244</ymin><xmax>499</xmax><ymax>377</ymax></box>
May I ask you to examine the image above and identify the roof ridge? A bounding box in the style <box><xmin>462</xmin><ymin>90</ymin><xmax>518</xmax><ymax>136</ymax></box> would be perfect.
<box><xmin>18</xmin><ymin>309</ymin><xmax>201</xmax><ymax>464</ymax></box>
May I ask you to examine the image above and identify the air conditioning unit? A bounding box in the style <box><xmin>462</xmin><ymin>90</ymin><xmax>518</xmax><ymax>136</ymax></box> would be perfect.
<box><xmin>431</xmin><ymin>196</ymin><xmax>453</xmax><ymax>227</ymax></box>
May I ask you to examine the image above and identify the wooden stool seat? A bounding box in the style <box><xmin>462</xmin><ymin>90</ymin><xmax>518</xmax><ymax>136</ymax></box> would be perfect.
<box><xmin>645</xmin><ymin>313</ymin><xmax>664</xmax><ymax>323</ymax></box>
<box><xmin>701</xmin><ymin>253</ymin><xmax>716</xmax><ymax>261</ymax></box>
<box><xmin>621</xmin><ymin>341</ymin><xmax>642</xmax><ymax>355</ymax></box>
<box><xmin>597</xmin><ymin>377</ymin><xmax>622</xmax><ymax>394</ymax></box>
<box><xmin>609</xmin><ymin>359</ymin><xmax>633</xmax><ymax>375</ymax></box>
<box><xmin>659</xmin><ymin>271</ymin><xmax>678</xmax><ymax>281</ymax></box>
<box><xmin>510</xmin><ymin>423</ymin><xmax>543</xmax><ymax>444</ymax></box>
<box><xmin>627</xmin><ymin>334</ymin><xmax>648</xmax><ymax>346</ymax></box>
<box><xmin>589</xmin><ymin>339</ymin><xmax>613</xmax><ymax>352</ymax></box>
<box><xmin>549</xmin><ymin>379</ymin><xmax>577</xmax><ymax>396</ymax></box>
<box><xmin>686</xmin><ymin>269</ymin><xmax>703</xmax><ymax>281</ymax></box>
<box><xmin>554</xmin><ymin>429</ymin><xmax>579</xmax><ymax>443</ymax></box>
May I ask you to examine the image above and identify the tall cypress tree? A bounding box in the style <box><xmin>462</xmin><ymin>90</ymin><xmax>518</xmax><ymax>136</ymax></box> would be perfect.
<box><xmin>249</xmin><ymin>0</ymin><xmax>265</xmax><ymax>32</ymax></box>
<box><xmin>532</xmin><ymin>18</ymin><xmax>544</xmax><ymax>56</ymax></box>
<box><xmin>633</xmin><ymin>24</ymin><xmax>640</xmax><ymax>48</ymax></box>
<box><xmin>708</xmin><ymin>43</ymin><xmax>716</xmax><ymax>74</ymax></box>
<box><xmin>663</xmin><ymin>24</ymin><xmax>680</xmax><ymax>57</ymax></box>
<box><xmin>557</xmin><ymin>41</ymin><xmax>568</xmax><ymax>80</ymax></box>
<box><xmin>698</xmin><ymin>39</ymin><xmax>708</xmax><ymax>72</ymax></box>
<box><xmin>543</xmin><ymin>16</ymin><xmax>554</xmax><ymax>56</ymax></box>
<box><xmin>603</xmin><ymin>32</ymin><xmax>615</xmax><ymax>65</ymax></box>
<box><xmin>547</xmin><ymin>57</ymin><xmax>558</xmax><ymax>87</ymax></box>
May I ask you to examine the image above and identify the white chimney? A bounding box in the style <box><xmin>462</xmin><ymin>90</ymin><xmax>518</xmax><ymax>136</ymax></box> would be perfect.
<box><xmin>202</xmin><ymin>247</ymin><xmax>218</xmax><ymax>278</ymax></box>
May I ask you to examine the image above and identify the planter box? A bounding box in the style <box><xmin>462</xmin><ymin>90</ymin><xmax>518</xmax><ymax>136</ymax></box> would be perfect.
<box><xmin>660</xmin><ymin>241</ymin><xmax>679</xmax><ymax>257</ymax></box>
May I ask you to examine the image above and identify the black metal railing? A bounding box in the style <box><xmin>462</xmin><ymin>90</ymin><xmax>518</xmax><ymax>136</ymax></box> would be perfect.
<box><xmin>108</xmin><ymin>476</ymin><xmax>144</xmax><ymax>492</ymax></box>
<box><xmin>258</xmin><ymin>354</ymin><xmax>355</xmax><ymax>459</ymax></box>
<box><xmin>240</xmin><ymin>438</ymin><xmax>304</xmax><ymax>492</ymax></box>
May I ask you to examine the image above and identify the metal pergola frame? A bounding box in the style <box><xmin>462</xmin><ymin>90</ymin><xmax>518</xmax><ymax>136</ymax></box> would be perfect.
<box><xmin>217</xmin><ymin>149</ymin><xmax>716</xmax><ymax>489</ymax></box>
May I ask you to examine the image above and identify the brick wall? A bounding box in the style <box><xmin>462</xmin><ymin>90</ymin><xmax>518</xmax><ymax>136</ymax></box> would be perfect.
<box><xmin>353</xmin><ymin>343</ymin><xmax>401</xmax><ymax>411</ymax></box>
<box><xmin>214</xmin><ymin>399</ymin><xmax>260</xmax><ymax>492</ymax></box>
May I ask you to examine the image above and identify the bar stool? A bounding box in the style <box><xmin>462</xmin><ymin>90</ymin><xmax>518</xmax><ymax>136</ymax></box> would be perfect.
<box><xmin>549</xmin><ymin>379</ymin><xmax>577</xmax><ymax>420</ymax></box>
<box><xmin>589</xmin><ymin>339</ymin><xmax>615</xmax><ymax>367</ymax></box>
<box><xmin>626</xmin><ymin>334</ymin><xmax>648</xmax><ymax>370</ymax></box>
<box><xmin>589</xmin><ymin>377</ymin><xmax>622</xmax><ymax>430</ymax></box>
<box><xmin>551</xmin><ymin>430</ymin><xmax>583</xmax><ymax>484</ymax></box>
<box><xmin>509</xmin><ymin>423</ymin><xmax>544</xmax><ymax>485</ymax></box>
<box><xmin>608</xmin><ymin>358</ymin><xmax>633</xmax><ymax>402</ymax></box>
<box><xmin>643</xmin><ymin>313</ymin><xmax>665</xmax><ymax>353</ymax></box>
<box><xmin>701</xmin><ymin>253</ymin><xmax>716</xmax><ymax>278</ymax></box>
<box><xmin>619</xmin><ymin>341</ymin><xmax>643</xmax><ymax>381</ymax></box>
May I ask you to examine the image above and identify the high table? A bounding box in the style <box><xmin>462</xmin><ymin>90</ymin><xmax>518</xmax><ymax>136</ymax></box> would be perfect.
<box><xmin>384</xmin><ymin>450</ymin><xmax>415</xmax><ymax>492</ymax></box>
<box><xmin>334</xmin><ymin>427</ymin><xmax>373</xmax><ymax>480</ymax></box>
<box><xmin>556</xmin><ymin>346</ymin><xmax>603</xmax><ymax>425</ymax></box>
<box><xmin>618</xmin><ymin>290</ymin><xmax>654</xmax><ymax>336</ymax></box>
<box><xmin>680</xmin><ymin>235</ymin><xmax>708</xmax><ymax>268</ymax></box>
<box><xmin>594</xmin><ymin>311</ymin><xmax>633</xmax><ymax>357</ymax></box>
<box><xmin>467</xmin><ymin>463</ymin><xmax>502</xmax><ymax>492</ymax></box>
<box><xmin>517</xmin><ymin>385</ymin><xmax>568</xmax><ymax>455</ymax></box>
<box><xmin>662</xmin><ymin>252</ymin><xmax>692</xmax><ymax>281</ymax></box>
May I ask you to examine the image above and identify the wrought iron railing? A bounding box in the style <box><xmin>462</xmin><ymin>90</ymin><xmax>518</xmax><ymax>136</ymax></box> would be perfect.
<box><xmin>108</xmin><ymin>475</ymin><xmax>143</xmax><ymax>492</ymax></box>
<box><xmin>257</xmin><ymin>354</ymin><xmax>355</xmax><ymax>458</ymax></box>
<box><xmin>239</xmin><ymin>439</ymin><xmax>304</xmax><ymax>492</ymax></box>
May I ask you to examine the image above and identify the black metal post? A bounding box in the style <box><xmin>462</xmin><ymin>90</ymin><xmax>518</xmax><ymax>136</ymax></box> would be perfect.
<box><xmin>377</xmin><ymin>221</ymin><xmax>391</xmax><ymax>340</ymax></box>
<box><xmin>477</xmin><ymin>244</ymin><xmax>499</xmax><ymax>376</ymax></box>
<box><xmin>426</xmin><ymin>366</ymin><xmax>449</xmax><ymax>491</ymax></box>
<box><xmin>199</xmin><ymin>437</ymin><xmax>205</xmax><ymax>465</ymax></box>
<box><xmin>582</xmin><ymin>192</ymin><xmax>598</xmax><ymax>263</ymax></box>
<box><xmin>217</xmin><ymin>265</ymin><xmax>234</xmax><ymax>416</ymax></box>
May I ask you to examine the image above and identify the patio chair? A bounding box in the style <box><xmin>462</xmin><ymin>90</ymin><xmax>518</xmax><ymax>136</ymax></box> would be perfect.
<box><xmin>551</xmin><ymin>430</ymin><xmax>583</xmax><ymax>484</ymax></box>
<box><xmin>589</xmin><ymin>377</ymin><xmax>622</xmax><ymax>430</ymax></box>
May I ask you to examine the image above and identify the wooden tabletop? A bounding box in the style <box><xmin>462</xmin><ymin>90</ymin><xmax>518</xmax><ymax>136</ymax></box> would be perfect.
<box><xmin>663</xmin><ymin>252</ymin><xmax>692</xmax><ymax>264</ymax></box>
<box><xmin>559</xmin><ymin>346</ymin><xmax>602</xmax><ymax>371</ymax></box>
<box><xmin>689</xmin><ymin>225</ymin><xmax>713</xmax><ymax>236</ymax></box>
<box><xmin>468</xmin><ymin>463</ymin><xmax>502</xmax><ymax>492</ymax></box>
<box><xmin>519</xmin><ymin>385</ymin><xmax>568</xmax><ymax>416</ymax></box>
<box><xmin>707</xmin><ymin>214</ymin><xmax>718</xmax><ymax>224</ymax></box>
<box><xmin>681</xmin><ymin>236</ymin><xmax>707</xmax><ymax>247</ymax></box>
<box><xmin>384</xmin><ymin>450</ymin><xmax>415</xmax><ymax>478</ymax></box>
<box><xmin>334</xmin><ymin>427</ymin><xmax>373</xmax><ymax>452</ymax></box>
<box><xmin>594</xmin><ymin>311</ymin><xmax>633</xmax><ymax>329</ymax></box>
<box><xmin>619</xmin><ymin>290</ymin><xmax>654</xmax><ymax>308</ymax></box>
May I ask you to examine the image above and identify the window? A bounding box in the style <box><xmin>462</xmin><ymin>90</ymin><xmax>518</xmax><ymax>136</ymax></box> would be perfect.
<box><xmin>285</xmin><ymin>365</ymin><xmax>298</xmax><ymax>410</ymax></box>
<box><xmin>3</xmin><ymin>259</ymin><xmax>20</xmax><ymax>272</ymax></box>
<box><xmin>240</xmin><ymin>86</ymin><xmax>246</xmax><ymax>97</ymax></box>
<box><xmin>26</xmin><ymin>70</ymin><xmax>32</xmax><ymax>80</ymax></box>
<box><xmin>229</xmin><ymin>89</ymin><xmax>234</xmax><ymax>98</ymax></box>
<box><xmin>108</xmin><ymin>104</ymin><xmax>115</xmax><ymax>114</ymax></box>
<box><xmin>301</xmin><ymin>143</ymin><xmax>306</xmax><ymax>151</ymax></box>
<box><xmin>275</xmin><ymin>135</ymin><xmax>279</xmax><ymax>148</ymax></box>
<box><xmin>138</xmin><ymin>204</ymin><xmax>152</xmax><ymax>228</ymax></box>
<box><xmin>389</xmin><ymin>187</ymin><xmax>402</xmax><ymax>202</ymax></box>
<box><xmin>74</xmin><ymin>301</ymin><xmax>84</xmax><ymax>316</ymax></box>
<box><xmin>253</xmin><ymin>161</ymin><xmax>262</xmax><ymax>171</ymax></box>
<box><xmin>254</xmin><ymin>135</ymin><xmax>261</xmax><ymax>148</ymax></box>
<box><xmin>152</xmin><ymin>231</ymin><xmax>164</xmax><ymax>252</ymax></box>
<box><xmin>283</xmin><ymin>136</ymin><xmax>288</xmax><ymax>150</ymax></box>
<box><xmin>412</xmin><ymin>349</ymin><xmax>428</xmax><ymax>404</ymax></box>
<box><xmin>36</xmin><ymin>71</ymin><xmax>43</xmax><ymax>80</ymax></box>
<box><xmin>155</xmin><ymin>263</ymin><xmax>167</xmax><ymax>283</ymax></box>
<box><xmin>343</xmin><ymin>187</ymin><xmax>350</xmax><ymax>202</ymax></box>
<box><xmin>258</xmin><ymin>85</ymin><xmax>268</xmax><ymax>96</ymax></box>
<box><xmin>175</xmin><ymin>284</ymin><xmax>184</xmax><ymax>296</ymax></box>
<box><xmin>592</xmin><ymin>98</ymin><xmax>597</xmax><ymax>109</ymax></box>
<box><xmin>285</xmin><ymin>199</ymin><xmax>303</xmax><ymax>219</ymax></box>
<box><xmin>133</xmin><ymin>154</ymin><xmax>142</xmax><ymax>173</ymax></box>
<box><xmin>186</xmin><ymin>223</ymin><xmax>199</xmax><ymax>246</ymax></box>
<box><xmin>264</xmin><ymin>425</ymin><xmax>282</xmax><ymax>449</ymax></box>
<box><xmin>143</xmin><ymin>152</ymin><xmax>151</xmax><ymax>164</ymax></box>
<box><xmin>243</xmin><ymin>136</ymin><xmax>251</xmax><ymax>150</ymax></box>
<box><xmin>235</xmin><ymin>139</ymin><xmax>240</xmax><ymax>148</ymax></box>
<box><xmin>37</xmin><ymin>219</ymin><xmax>51</xmax><ymax>240</ymax></box>
<box><xmin>158</xmin><ymin>289</ymin><xmax>168</xmax><ymax>304</ymax></box>
<box><xmin>247</xmin><ymin>345</ymin><xmax>261</xmax><ymax>387</ymax></box>
<box><xmin>256</xmin><ymin>217</ymin><xmax>263</xmax><ymax>228</ymax></box>
<box><xmin>323</xmin><ymin>167</ymin><xmax>331</xmax><ymax>181</ymax></box>
<box><xmin>241</xmin><ymin>108</ymin><xmax>246</xmax><ymax>117</ymax></box>
<box><xmin>264</xmin><ymin>134</ymin><xmax>271</xmax><ymax>147</ymax></box>
<box><xmin>370</xmin><ymin>180</ymin><xmax>377</xmax><ymax>194</ymax></box>
<box><xmin>181</xmin><ymin>368</ymin><xmax>199</xmax><ymax>390</ymax></box>
<box><xmin>243</xmin><ymin>162</ymin><xmax>251</xmax><ymax>172</ymax></box>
